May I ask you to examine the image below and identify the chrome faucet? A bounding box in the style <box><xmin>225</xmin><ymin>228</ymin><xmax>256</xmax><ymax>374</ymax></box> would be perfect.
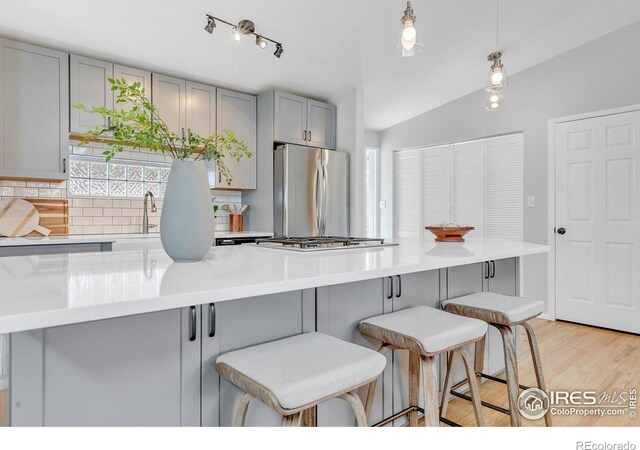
<box><xmin>143</xmin><ymin>191</ymin><xmax>157</xmax><ymax>234</ymax></box>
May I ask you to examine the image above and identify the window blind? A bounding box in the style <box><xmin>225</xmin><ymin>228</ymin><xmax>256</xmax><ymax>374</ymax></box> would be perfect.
<box><xmin>422</xmin><ymin>145</ymin><xmax>451</xmax><ymax>232</ymax></box>
<box><xmin>394</xmin><ymin>149</ymin><xmax>421</xmax><ymax>236</ymax></box>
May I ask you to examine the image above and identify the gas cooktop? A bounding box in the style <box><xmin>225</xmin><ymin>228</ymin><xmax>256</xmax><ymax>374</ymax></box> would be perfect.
<box><xmin>253</xmin><ymin>236</ymin><xmax>398</xmax><ymax>252</ymax></box>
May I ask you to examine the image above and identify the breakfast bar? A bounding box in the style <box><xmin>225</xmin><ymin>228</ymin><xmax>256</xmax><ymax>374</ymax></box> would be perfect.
<box><xmin>0</xmin><ymin>237</ymin><xmax>548</xmax><ymax>426</ymax></box>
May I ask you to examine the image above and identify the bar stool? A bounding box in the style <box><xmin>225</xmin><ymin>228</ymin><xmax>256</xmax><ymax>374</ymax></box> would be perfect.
<box><xmin>359</xmin><ymin>306</ymin><xmax>488</xmax><ymax>427</ymax></box>
<box><xmin>442</xmin><ymin>292</ymin><xmax>552</xmax><ymax>427</ymax></box>
<box><xmin>216</xmin><ymin>332</ymin><xmax>386</xmax><ymax>427</ymax></box>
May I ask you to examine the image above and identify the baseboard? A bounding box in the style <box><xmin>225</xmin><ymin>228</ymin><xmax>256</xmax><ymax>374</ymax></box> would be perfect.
<box><xmin>538</xmin><ymin>313</ymin><xmax>555</xmax><ymax>321</ymax></box>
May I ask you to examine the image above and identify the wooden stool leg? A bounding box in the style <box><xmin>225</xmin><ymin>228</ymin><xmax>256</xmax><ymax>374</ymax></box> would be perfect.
<box><xmin>457</xmin><ymin>348</ymin><xmax>485</xmax><ymax>427</ymax></box>
<box><xmin>496</xmin><ymin>324</ymin><xmax>522</xmax><ymax>427</ymax></box>
<box><xmin>363</xmin><ymin>344</ymin><xmax>389</xmax><ymax>424</ymax></box>
<box><xmin>523</xmin><ymin>321</ymin><xmax>553</xmax><ymax>427</ymax></box>
<box><xmin>408</xmin><ymin>351</ymin><xmax>421</xmax><ymax>426</ymax></box>
<box><xmin>301</xmin><ymin>407</ymin><xmax>316</xmax><ymax>427</ymax></box>
<box><xmin>475</xmin><ymin>335</ymin><xmax>486</xmax><ymax>377</ymax></box>
<box><xmin>281</xmin><ymin>412</ymin><xmax>302</xmax><ymax>427</ymax></box>
<box><xmin>439</xmin><ymin>351</ymin><xmax>455</xmax><ymax>420</ymax></box>
<box><xmin>233</xmin><ymin>393</ymin><xmax>252</xmax><ymax>427</ymax></box>
<box><xmin>420</xmin><ymin>355</ymin><xmax>440</xmax><ymax>427</ymax></box>
<box><xmin>339</xmin><ymin>391</ymin><xmax>368</xmax><ymax>427</ymax></box>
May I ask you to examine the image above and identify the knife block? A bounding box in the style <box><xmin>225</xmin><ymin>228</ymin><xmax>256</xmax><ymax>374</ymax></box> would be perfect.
<box><xmin>229</xmin><ymin>214</ymin><xmax>243</xmax><ymax>232</ymax></box>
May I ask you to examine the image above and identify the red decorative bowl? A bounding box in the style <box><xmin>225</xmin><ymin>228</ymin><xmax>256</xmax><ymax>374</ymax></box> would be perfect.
<box><xmin>425</xmin><ymin>226</ymin><xmax>475</xmax><ymax>242</ymax></box>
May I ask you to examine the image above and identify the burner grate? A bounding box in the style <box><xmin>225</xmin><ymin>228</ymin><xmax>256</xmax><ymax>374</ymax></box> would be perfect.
<box><xmin>255</xmin><ymin>236</ymin><xmax>386</xmax><ymax>249</ymax></box>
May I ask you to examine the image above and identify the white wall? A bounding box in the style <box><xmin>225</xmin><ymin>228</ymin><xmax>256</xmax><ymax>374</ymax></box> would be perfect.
<box><xmin>332</xmin><ymin>86</ymin><xmax>365</xmax><ymax>236</ymax></box>
<box><xmin>378</xmin><ymin>21</ymin><xmax>640</xmax><ymax>311</ymax></box>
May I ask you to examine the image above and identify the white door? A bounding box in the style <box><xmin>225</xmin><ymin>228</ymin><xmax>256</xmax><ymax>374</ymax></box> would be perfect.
<box><xmin>555</xmin><ymin>110</ymin><xmax>640</xmax><ymax>333</ymax></box>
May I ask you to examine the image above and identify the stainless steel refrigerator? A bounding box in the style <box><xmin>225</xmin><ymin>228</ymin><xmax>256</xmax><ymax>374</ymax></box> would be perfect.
<box><xmin>274</xmin><ymin>144</ymin><xmax>349</xmax><ymax>237</ymax></box>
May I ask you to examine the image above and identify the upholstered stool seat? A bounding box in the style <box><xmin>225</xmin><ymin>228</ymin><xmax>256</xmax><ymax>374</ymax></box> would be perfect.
<box><xmin>442</xmin><ymin>292</ymin><xmax>544</xmax><ymax>325</ymax></box>
<box><xmin>216</xmin><ymin>332</ymin><xmax>386</xmax><ymax>426</ymax></box>
<box><xmin>359</xmin><ymin>306</ymin><xmax>488</xmax><ymax>427</ymax></box>
<box><xmin>442</xmin><ymin>291</ymin><xmax>552</xmax><ymax>427</ymax></box>
<box><xmin>360</xmin><ymin>306</ymin><xmax>487</xmax><ymax>355</ymax></box>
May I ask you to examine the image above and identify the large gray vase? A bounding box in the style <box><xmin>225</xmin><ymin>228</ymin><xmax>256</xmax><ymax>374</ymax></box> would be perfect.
<box><xmin>160</xmin><ymin>159</ymin><xmax>214</xmax><ymax>262</ymax></box>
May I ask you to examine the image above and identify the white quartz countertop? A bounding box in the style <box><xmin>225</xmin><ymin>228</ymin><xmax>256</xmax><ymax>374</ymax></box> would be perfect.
<box><xmin>0</xmin><ymin>231</ymin><xmax>273</xmax><ymax>247</ymax></box>
<box><xmin>0</xmin><ymin>237</ymin><xmax>548</xmax><ymax>334</ymax></box>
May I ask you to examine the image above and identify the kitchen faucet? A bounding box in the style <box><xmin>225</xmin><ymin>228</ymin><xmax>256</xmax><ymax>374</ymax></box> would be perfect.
<box><xmin>143</xmin><ymin>191</ymin><xmax>157</xmax><ymax>234</ymax></box>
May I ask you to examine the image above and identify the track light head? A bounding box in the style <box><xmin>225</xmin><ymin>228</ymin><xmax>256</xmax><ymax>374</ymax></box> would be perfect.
<box><xmin>256</xmin><ymin>35</ymin><xmax>267</xmax><ymax>49</ymax></box>
<box><xmin>204</xmin><ymin>16</ymin><xmax>216</xmax><ymax>34</ymax></box>
<box><xmin>232</xmin><ymin>26</ymin><xmax>242</xmax><ymax>42</ymax></box>
<box><xmin>274</xmin><ymin>44</ymin><xmax>284</xmax><ymax>58</ymax></box>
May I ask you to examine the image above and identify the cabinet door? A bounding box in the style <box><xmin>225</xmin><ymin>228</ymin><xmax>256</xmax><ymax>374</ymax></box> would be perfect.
<box><xmin>0</xmin><ymin>39</ymin><xmax>69</xmax><ymax>180</ymax></box>
<box><xmin>152</xmin><ymin>73</ymin><xmax>186</xmax><ymax>136</ymax></box>
<box><xmin>215</xmin><ymin>89</ymin><xmax>257</xmax><ymax>189</ymax></box>
<box><xmin>186</xmin><ymin>81</ymin><xmax>216</xmax><ymax>138</ymax></box>
<box><xmin>273</xmin><ymin>91</ymin><xmax>307</xmax><ymax>146</ymax></box>
<box><xmin>70</xmin><ymin>55</ymin><xmax>113</xmax><ymax>133</ymax></box>
<box><xmin>391</xmin><ymin>271</ymin><xmax>440</xmax><ymax>426</ymax></box>
<box><xmin>307</xmin><ymin>99</ymin><xmax>336</xmax><ymax>149</ymax></box>
<box><xmin>316</xmin><ymin>279</ymin><xmax>388</xmax><ymax>426</ymax></box>
<box><xmin>113</xmin><ymin>64</ymin><xmax>151</xmax><ymax>111</ymax></box>
<box><xmin>213</xmin><ymin>292</ymin><xmax>305</xmax><ymax>427</ymax></box>
<box><xmin>10</xmin><ymin>307</ymin><xmax>202</xmax><ymax>426</ymax></box>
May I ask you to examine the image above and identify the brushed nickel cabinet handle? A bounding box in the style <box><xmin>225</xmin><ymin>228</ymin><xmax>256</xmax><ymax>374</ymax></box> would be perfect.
<box><xmin>189</xmin><ymin>306</ymin><xmax>197</xmax><ymax>342</ymax></box>
<box><xmin>208</xmin><ymin>303</ymin><xmax>216</xmax><ymax>338</ymax></box>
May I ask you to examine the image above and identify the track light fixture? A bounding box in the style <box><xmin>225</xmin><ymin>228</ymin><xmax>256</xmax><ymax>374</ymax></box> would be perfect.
<box><xmin>204</xmin><ymin>16</ymin><xmax>216</xmax><ymax>34</ymax></box>
<box><xmin>203</xmin><ymin>14</ymin><xmax>284</xmax><ymax>59</ymax></box>
<box><xmin>255</xmin><ymin>35</ymin><xmax>267</xmax><ymax>49</ymax></box>
<box><xmin>274</xmin><ymin>44</ymin><xmax>284</xmax><ymax>58</ymax></box>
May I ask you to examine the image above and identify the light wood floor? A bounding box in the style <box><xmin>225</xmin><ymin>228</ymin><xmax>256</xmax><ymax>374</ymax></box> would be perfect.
<box><xmin>442</xmin><ymin>318</ymin><xmax>640</xmax><ymax>427</ymax></box>
<box><xmin>0</xmin><ymin>388</ymin><xmax>6</xmax><ymax>427</ymax></box>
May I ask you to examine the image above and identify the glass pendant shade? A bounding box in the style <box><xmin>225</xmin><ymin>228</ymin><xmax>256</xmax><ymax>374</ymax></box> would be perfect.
<box><xmin>395</xmin><ymin>1</ymin><xmax>423</xmax><ymax>57</ymax></box>
<box><xmin>484</xmin><ymin>91</ymin><xmax>504</xmax><ymax>111</ymax></box>
<box><xmin>486</xmin><ymin>58</ymin><xmax>508</xmax><ymax>92</ymax></box>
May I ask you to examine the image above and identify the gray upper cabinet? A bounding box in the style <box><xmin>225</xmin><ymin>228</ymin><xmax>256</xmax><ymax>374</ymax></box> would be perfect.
<box><xmin>214</xmin><ymin>88</ymin><xmax>257</xmax><ymax>190</ymax></box>
<box><xmin>152</xmin><ymin>73</ymin><xmax>186</xmax><ymax>137</ymax></box>
<box><xmin>186</xmin><ymin>81</ymin><xmax>216</xmax><ymax>138</ymax></box>
<box><xmin>273</xmin><ymin>91</ymin><xmax>336</xmax><ymax>149</ymax></box>
<box><xmin>113</xmin><ymin>64</ymin><xmax>151</xmax><ymax>111</ymax></box>
<box><xmin>70</xmin><ymin>55</ymin><xmax>113</xmax><ymax>134</ymax></box>
<box><xmin>307</xmin><ymin>99</ymin><xmax>336</xmax><ymax>149</ymax></box>
<box><xmin>0</xmin><ymin>39</ymin><xmax>69</xmax><ymax>180</ymax></box>
<box><xmin>274</xmin><ymin>91</ymin><xmax>307</xmax><ymax>146</ymax></box>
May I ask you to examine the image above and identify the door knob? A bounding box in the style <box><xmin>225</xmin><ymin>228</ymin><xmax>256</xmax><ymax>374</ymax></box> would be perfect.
<box><xmin>557</xmin><ymin>227</ymin><xmax>566</xmax><ymax>235</ymax></box>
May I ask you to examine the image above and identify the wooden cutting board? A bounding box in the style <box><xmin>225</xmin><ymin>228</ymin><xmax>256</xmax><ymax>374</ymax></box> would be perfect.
<box><xmin>0</xmin><ymin>198</ymin><xmax>50</xmax><ymax>237</ymax></box>
<box><xmin>25</xmin><ymin>198</ymin><xmax>69</xmax><ymax>236</ymax></box>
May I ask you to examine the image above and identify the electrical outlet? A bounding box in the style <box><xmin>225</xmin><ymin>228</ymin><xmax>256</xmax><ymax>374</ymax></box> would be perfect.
<box><xmin>527</xmin><ymin>196</ymin><xmax>536</xmax><ymax>208</ymax></box>
<box><xmin>379</xmin><ymin>200</ymin><xmax>387</xmax><ymax>209</ymax></box>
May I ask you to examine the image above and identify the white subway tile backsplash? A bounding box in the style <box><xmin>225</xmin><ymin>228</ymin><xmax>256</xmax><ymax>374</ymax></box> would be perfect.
<box><xmin>14</xmin><ymin>188</ymin><xmax>39</xmax><ymax>197</ymax></box>
<box><xmin>93</xmin><ymin>216</ymin><xmax>113</xmax><ymax>225</ymax></box>
<box><xmin>1</xmin><ymin>180</ymin><xmax>26</xmax><ymax>187</ymax></box>
<box><xmin>112</xmin><ymin>200</ymin><xmax>131</xmax><ymax>208</ymax></box>
<box><xmin>27</xmin><ymin>181</ymin><xmax>49</xmax><ymax>188</ymax></box>
<box><xmin>82</xmin><ymin>208</ymin><xmax>103</xmax><ymax>216</ymax></box>
<box><xmin>93</xmin><ymin>199</ymin><xmax>113</xmax><ymax>208</ymax></box>
<box><xmin>73</xmin><ymin>198</ymin><xmax>93</xmax><ymax>207</ymax></box>
<box><xmin>0</xmin><ymin>187</ymin><xmax>14</xmax><ymax>196</ymax></box>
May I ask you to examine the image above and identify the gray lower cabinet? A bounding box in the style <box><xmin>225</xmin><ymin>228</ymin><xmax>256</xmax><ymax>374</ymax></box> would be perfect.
<box><xmin>0</xmin><ymin>242</ymin><xmax>112</xmax><ymax>257</ymax></box>
<box><xmin>316</xmin><ymin>279</ymin><xmax>390</xmax><ymax>426</ymax></box>
<box><xmin>206</xmin><ymin>290</ymin><xmax>311</xmax><ymax>427</ymax></box>
<box><xmin>390</xmin><ymin>270</ymin><xmax>441</xmax><ymax>426</ymax></box>
<box><xmin>10</xmin><ymin>307</ymin><xmax>202</xmax><ymax>426</ymax></box>
<box><xmin>0</xmin><ymin>39</ymin><xmax>69</xmax><ymax>180</ymax></box>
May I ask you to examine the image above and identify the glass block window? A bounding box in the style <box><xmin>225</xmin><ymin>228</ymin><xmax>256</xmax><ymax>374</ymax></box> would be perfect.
<box><xmin>69</xmin><ymin>154</ymin><xmax>170</xmax><ymax>198</ymax></box>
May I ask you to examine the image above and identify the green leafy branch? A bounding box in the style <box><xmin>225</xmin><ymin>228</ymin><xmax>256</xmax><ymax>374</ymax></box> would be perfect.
<box><xmin>73</xmin><ymin>78</ymin><xmax>251</xmax><ymax>185</ymax></box>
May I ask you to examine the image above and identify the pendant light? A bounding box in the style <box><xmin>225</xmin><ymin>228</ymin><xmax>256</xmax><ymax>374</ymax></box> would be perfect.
<box><xmin>485</xmin><ymin>0</ymin><xmax>508</xmax><ymax>93</ymax></box>
<box><xmin>485</xmin><ymin>0</ymin><xmax>507</xmax><ymax>111</ymax></box>
<box><xmin>395</xmin><ymin>1</ymin><xmax>423</xmax><ymax>57</ymax></box>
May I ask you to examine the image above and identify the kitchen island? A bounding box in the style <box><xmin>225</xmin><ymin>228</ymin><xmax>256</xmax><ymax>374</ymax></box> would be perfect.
<box><xmin>0</xmin><ymin>237</ymin><xmax>547</xmax><ymax>426</ymax></box>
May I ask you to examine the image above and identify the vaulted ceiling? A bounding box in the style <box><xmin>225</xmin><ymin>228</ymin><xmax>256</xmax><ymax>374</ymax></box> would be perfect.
<box><xmin>1</xmin><ymin>0</ymin><xmax>639</xmax><ymax>130</ymax></box>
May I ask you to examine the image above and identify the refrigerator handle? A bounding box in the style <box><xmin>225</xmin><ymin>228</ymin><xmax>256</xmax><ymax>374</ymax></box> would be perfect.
<box><xmin>314</xmin><ymin>158</ymin><xmax>323</xmax><ymax>236</ymax></box>
<box><xmin>321</xmin><ymin>157</ymin><xmax>328</xmax><ymax>236</ymax></box>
